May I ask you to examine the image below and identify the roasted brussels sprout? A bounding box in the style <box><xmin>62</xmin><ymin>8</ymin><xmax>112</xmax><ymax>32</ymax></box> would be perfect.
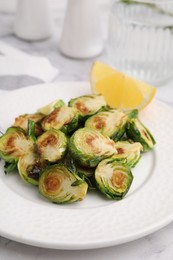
<box><xmin>95</xmin><ymin>158</ymin><xmax>133</xmax><ymax>200</ymax></box>
<box><xmin>112</xmin><ymin>141</ymin><xmax>143</xmax><ymax>168</ymax></box>
<box><xmin>36</xmin><ymin>129</ymin><xmax>68</xmax><ymax>163</ymax></box>
<box><xmin>39</xmin><ymin>164</ymin><xmax>88</xmax><ymax>203</ymax></box>
<box><xmin>0</xmin><ymin>91</ymin><xmax>157</xmax><ymax>205</ymax></box>
<box><xmin>85</xmin><ymin>109</ymin><xmax>128</xmax><ymax>141</ymax></box>
<box><xmin>18</xmin><ymin>151</ymin><xmax>42</xmax><ymax>185</ymax></box>
<box><xmin>13</xmin><ymin>113</ymin><xmax>44</xmax><ymax>136</ymax></box>
<box><xmin>68</xmin><ymin>94</ymin><xmax>107</xmax><ymax>120</ymax></box>
<box><xmin>41</xmin><ymin>106</ymin><xmax>78</xmax><ymax>134</ymax></box>
<box><xmin>37</xmin><ymin>99</ymin><xmax>65</xmax><ymax>115</ymax></box>
<box><xmin>69</xmin><ymin>127</ymin><xmax>117</xmax><ymax>167</ymax></box>
<box><xmin>126</xmin><ymin>119</ymin><xmax>156</xmax><ymax>152</ymax></box>
<box><xmin>0</xmin><ymin>127</ymin><xmax>34</xmax><ymax>162</ymax></box>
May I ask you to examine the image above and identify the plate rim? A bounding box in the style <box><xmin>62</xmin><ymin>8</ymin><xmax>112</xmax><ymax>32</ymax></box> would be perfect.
<box><xmin>0</xmin><ymin>82</ymin><xmax>173</xmax><ymax>250</ymax></box>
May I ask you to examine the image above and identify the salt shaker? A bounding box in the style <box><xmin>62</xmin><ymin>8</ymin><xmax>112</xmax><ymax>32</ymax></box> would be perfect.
<box><xmin>59</xmin><ymin>0</ymin><xmax>104</xmax><ymax>59</ymax></box>
<box><xmin>14</xmin><ymin>0</ymin><xmax>52</xmax><ymax>41</ymax></box>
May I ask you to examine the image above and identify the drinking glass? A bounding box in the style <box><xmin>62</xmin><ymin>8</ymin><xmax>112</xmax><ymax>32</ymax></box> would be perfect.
<box><xmin>107</xmin><ymin>0</ymin><xmax>173</xmax><ymax>85</ymax></box>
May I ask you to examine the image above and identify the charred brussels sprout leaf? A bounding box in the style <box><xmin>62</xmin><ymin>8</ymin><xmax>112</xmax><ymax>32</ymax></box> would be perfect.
<box><xmin>75</xmin><ymin>165</ymin><xmax>96</xmax><ymax>190</ymax></box>
<box><xmin>37</xmin><ymin>99</ymin><xmax>65</xmax><ymax>115</ymax></box>
<box><xmin>18</xmin><ymin>151</ymin><xmax>42</xmax><ymax>185</ymax></box>
<box><xmin>41</xmin><ymin>106</ymin><xmax>78</xmax><ymax>134</ymax></box>
<box><xmin>95</xmin><ymin>159</ymin><xmax>133</xmax><ymax>200</ymax></box>
<box><xmin>125</xmin><ymin>109</ymin><xmax>138</xmax><ymax>119</ymax></box>
<box><xmin>36</xmin><ymin>129</ymin><xmax>68</xmax><ymax>163</ymax></box>
<box><xmin>85</xmin><ymin>109</ymin><xmax>128</xmax><ymax>141</ymax></box>
<box><xmin>13</xmin><ymin>113</ymin><xmax>44</xmax><ymax>136</ymax></box>
<box><xmin>4</xmin><ymin>161</ymin><xmax>18</xmax><ymax>174</ymax></box>
<box><xmin>28</xmin><ymin>119</ymin><xmax>37</xmax><ymax>143</ymax></box>
<box><xmin>69</xmin><ymin>127</ymin><xmax>117</xmax><ymax>167</ymax></box>
<box><xmin>68</xmin><ymin>94</ymin><xmax>107</xmax><ymax>121</ymax></box>
<box><xmin>63</xmin><ymin>153</ymin><xmax>95</xmax><ymax>189</ymax></box>
<box><xmin>53</xmin><ymin>99</ymin><xmax>65</xmax><ymax>109</ymax></box>
<box><xmin>0</xmin><ymin>127</ymin><xmax>34</xmax><ymax>162</ymax></box>
<box><xmin>39</xmin><ymin>164</ymin><xmax>88</xmax><ymax>203</ymax></box>
<box><xmin>76</xmin><ymin>165</ymin><xmax>95</xmax><ymax>178</ymax></box>
<box><xmin>112</xmin><ymin>141</ymin><xmax>143</xmax><ymax>168</ymax></box>
<box><xmin>62</xmin><ymin>152</ymin><xmax>77</xmax><ymax>173</ymax></box>
<box><xmin>126</xmin><ymin>119</ymin><xmax>156</xmax><ymax>152</ymax></box>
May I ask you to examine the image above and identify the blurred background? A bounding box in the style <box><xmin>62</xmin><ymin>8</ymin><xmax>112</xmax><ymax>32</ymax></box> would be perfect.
<box><xmin>0</xmin><ymin>0</ymin><xmax>111</xmax><ymax>90</ymax></box>
<box><xmin>0</xmin><ymin>0</ymin><xmax>173</xmax><ymax>104</ymax></box>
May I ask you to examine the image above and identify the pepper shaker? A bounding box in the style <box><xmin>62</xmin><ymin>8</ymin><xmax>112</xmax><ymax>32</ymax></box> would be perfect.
<box><xmin>14</xmin><ymin>0</ymin><xmax>52</xmax><ymax>41</ymax></box>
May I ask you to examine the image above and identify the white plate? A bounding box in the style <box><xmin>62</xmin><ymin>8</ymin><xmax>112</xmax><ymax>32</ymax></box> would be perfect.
<box><xmin>0</xmin><ymin>82</ymin><xmax>172</xmax><ymax>250</ymax></box>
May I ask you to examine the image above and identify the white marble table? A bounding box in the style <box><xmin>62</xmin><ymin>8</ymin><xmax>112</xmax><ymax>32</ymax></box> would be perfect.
<box><xmin>0</xmin><ymin>2</ymin><xmax>173</xmax><ymax>260</ymax></box>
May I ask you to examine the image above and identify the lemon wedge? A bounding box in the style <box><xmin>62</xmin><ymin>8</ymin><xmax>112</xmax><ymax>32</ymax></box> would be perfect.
<box><xmin>90</xmin><ymin>61</ymin><xmax>156</xmax><ymax>111</ymax></box>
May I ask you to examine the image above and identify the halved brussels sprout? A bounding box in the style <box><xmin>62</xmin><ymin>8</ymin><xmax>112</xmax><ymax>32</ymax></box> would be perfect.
<box><xmin>0</xmin><ymin>127</ymin><xmax>34</xmax><ymax>162</ymax></box>
<box><xmin>68</xmin><ymin>94</ymin><xmax>107</xmax><ymax>120</ymax></box>
<box><xmin>13</xmin><ymin>113</ymin><xmax>44</xmax><ymax>136</ymax></box>
<box><xmin>126</xmin><ymin>119</ymin><xmax>156</xmax><ymax>152</ymax></box>
<box><xmin>39</xmin><ymin>164</ymin><xmax>88</xmax><ymax>203</ymax></box>
<box><xmin>69</xmin><ymin>127</ymin><xmax>117</xmax><ymax>167</ymax></box>
<box><xmin>37</xmin><ymin>99</ymin><xmax>65</xmax><ymax>115</ymax></box>
<box><xmin>112</xmin><ymin>141</ymin><xmax>143</xmax><ymax>168</ymax></box>
<box><xmin>85</xmin><ymin>109</ymin><xmax>128</xmax><ymax>141</ymax></box>
<box><xmin>18</xmin><ymin>151</ymin><xmax>42</xmax><ymax>185</ymax></box>
<box><xmin>41</xmin><ymin>106</ymin><xmax>78</xmax><ymax>134</ymax></box>
<box><xmin>36</xmin><ymin>129</ymin><xmax>68</xmax><ymax>163</ymax></box>
<box><xmin>95</xmin><ymin>158</ymin><xmax>133</xmax><ymax>200</ymax></box>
